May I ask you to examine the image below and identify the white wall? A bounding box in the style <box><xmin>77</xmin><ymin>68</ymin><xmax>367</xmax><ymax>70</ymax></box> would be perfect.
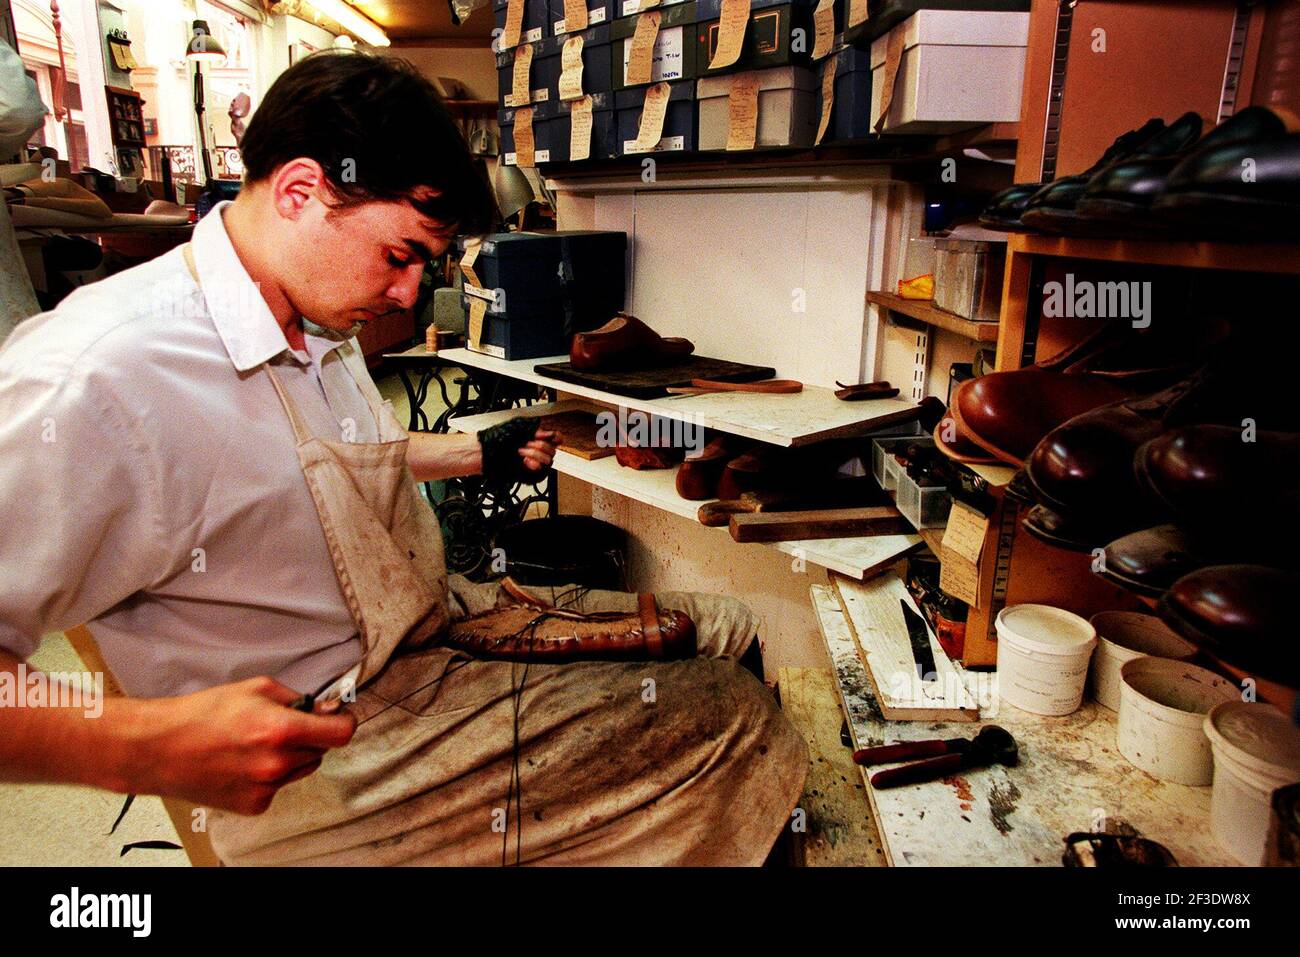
<box><xmin>381</xmin><ymin>44</ymin><xmax>498</xmax><ymax>101</ymax></box>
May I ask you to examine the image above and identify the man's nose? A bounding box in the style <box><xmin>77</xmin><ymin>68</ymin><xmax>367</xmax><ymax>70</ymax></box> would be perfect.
<box><xmin>385</xmin><ymin>265</ymin><xmax>423</xmax><ymax>310</ymax></box>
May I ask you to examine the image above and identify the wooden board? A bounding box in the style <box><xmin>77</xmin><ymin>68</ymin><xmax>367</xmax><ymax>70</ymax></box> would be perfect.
<box><xmin>778</xmin><ymin>667</ymin><xmax>886</xmax><ymax>867</ymax></box>
<box><xmin>537</xmin><ymin>409</ymin><xmax>614</xmax><ymax>460</ymax></box>
<box><xmin>533</xmin><ymin>355</ymin><xmax>778</xmax><ymax>398</ymax></box>
<box><xmin>809</xmin><ymin>585</ymin><xmax>1237</xmax><ymax>868</ymax></box>
<box><xmin>831</xmin><ymin>570</ymin><xmax>979</xmax><ymax>722</ymax></box>
<box><xmin>730</xmin><ymin>507</ymin><xmax>911</xmax><ymax>543</ymax></box>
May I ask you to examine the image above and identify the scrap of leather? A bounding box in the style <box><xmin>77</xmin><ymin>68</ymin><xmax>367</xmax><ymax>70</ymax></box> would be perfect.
<box><xmin>444</xmin><ymin>599</ymin><xmax>697</xmax><ymax>661</ymax></box>
<box><xmin>835</xmin><ymin>380</ymin><xmax>899</xmax><ymax>401</ymax></box>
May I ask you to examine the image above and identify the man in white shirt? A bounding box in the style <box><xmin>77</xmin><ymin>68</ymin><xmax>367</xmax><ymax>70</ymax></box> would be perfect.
<box><xmin>0</xmin><ymin>52</ymin><xmax>806</xmax><ymax>865</ymax></box>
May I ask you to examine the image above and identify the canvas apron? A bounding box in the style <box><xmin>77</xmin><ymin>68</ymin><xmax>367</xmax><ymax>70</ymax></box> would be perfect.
<box><xmin>186</xmin><ymin>248</ymin><xmax>808</xmax><ymax>865</ymax></box>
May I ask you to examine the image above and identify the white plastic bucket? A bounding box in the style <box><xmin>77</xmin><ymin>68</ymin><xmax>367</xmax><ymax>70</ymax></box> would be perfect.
<box><xmin>1204</xmin><ymin>701</ymin><xmax>1300</xmax><ymax>864</ymax></box>
<box><xmin>1088</xmin><ymin>611</ymin><xmax>1197</xmax><ymax>711</ymax></box>
<box><xmin>995</xmin><ymin>604</ymin><xmax>1097</xmax><ymax>716</ymax></box>
<box><xmin>1117</xmin><ymin>657</ymin><xmax>1237</xmax><ymax>785</ymax></box>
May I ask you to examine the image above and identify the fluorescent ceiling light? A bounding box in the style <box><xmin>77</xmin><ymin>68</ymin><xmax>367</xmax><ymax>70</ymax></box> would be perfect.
<box><xmin>308</xmin><ymin>0</ymin><xmax>391</xmax><ymax>47</ymax></box>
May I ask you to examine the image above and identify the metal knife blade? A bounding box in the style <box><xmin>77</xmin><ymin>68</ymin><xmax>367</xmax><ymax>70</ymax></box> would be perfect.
<box><xmin>900</xmin><ymin>598</ymin><xmax>938</xmax><ymax>682</ymax></box>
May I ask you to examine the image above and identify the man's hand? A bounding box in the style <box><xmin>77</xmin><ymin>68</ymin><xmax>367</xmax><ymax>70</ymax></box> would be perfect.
<box><xmin>518</xmin><ymin>426</ymin><xmax>558</xmax><ymax>474</ymax></box>
<box><xmin>132</xmin><ymin>676</ymin><xmax>356</xmax><ymax>815</ymax></box>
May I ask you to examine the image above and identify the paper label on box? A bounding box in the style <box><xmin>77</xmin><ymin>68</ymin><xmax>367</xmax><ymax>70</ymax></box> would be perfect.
<box><xmin>514</xmin><ymin>106</ymin><xmax>536</xmax><ymax>167</ymax></box>
<box><xmin>875</xmin><ymin>27</ymin><xmax>905</xmax><ymax>131</ymax></box>
<box><xmin>563</xmin><ymin>0</ymin><xmax>589</xmax><ymax>32</ymax></box>
<box><xmin>559</xmin><ymin>35</ymin><xmax>586</xmax><ymax>100</ymax></box>
<box><xmin>624</xmin><ymin>23</ymin><xmax>685</xmax><ymax>83</ymax></box>
<box><xmin>467</xmin><ymin>296</ymin><xmax>488</xmax><ymax>350</ymax></box>
<box><xmin>625</xmin><ymin>11</ymin><xmax>663</xmax><ymax>86</ymax></box>
<box><xmin>709</xmin><ymin>0</ymin><xmax>750</xmax><ymax>70</ymax></box>
<box><xmin>463</xmin><ymin>282</ymin><xmax>495</xmax><ymax>303</ymax></box>
<box><xmin>569</xmin><ymin>94</ymin><xmax>594</xmax><ymax>160</ymax></box>
<box><xmin>847</xmin><ymin>0</ymin><xmax>867</xmax><ymax>29</ymax></box>
<box><xmin>938</xmin><ymin>500</ymin><xmax>989</xmax><ymax>608</ymax></box>
<box><xmin>623</xmin><ymin>0</ymin><xmax>661</xmax><ymax>13</ymax></box>
<box><xmin>815</xmin><ymin>56</ymin><xmax>834</xmax><ymax>145</ymax></box>
<box><xmin>629</xmin><ymin>81</ymin><xmax>671</xmax><ymax>152</ymax></box>
<box><xmin>504</xmin><ymin>152</ymin><xmax>517</xmax><ymax>165</ymax></box>
<box><xmin>503</xmin><ymin>0</ymin><xmax>525</xmax><ymax>48</ymax></box>
<box><xmin>622</xmin><ymin>134</ymin><xmax>684</xmax><ymax>153</ymax></box>
<box><xmin>510</xmin><ymin>44</ymin><xmax>534</xmax><ymax>107</ymax></box>
<box><xmin>524</xmin><ymin>26</ymin><xmax>543</xmax><ymax>42</ymax></box>
<box><xmin>811</xmin><ymin>0</ymin><xmax>834</xmax><ymax>59</ymax></box>
<box><xmin>459</xmin><ymin>239</ymin><xmax>483</xmax><ymax>290</ymax></box>
<box><xmin>725</xmin><ymin>72</ymin><xmax>759</xmax><ymax>151</ymax></box>
<box><xmin>556</xmin><ymin>6</ymin><xmax>606</xmax><ymax>32</ymax></box>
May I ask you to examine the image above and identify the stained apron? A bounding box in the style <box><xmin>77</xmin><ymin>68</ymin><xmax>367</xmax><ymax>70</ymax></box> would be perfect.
<box><xmin>186</xmin><ymin>250</ymin><xmax>807</xmax><ymax>865</ymax></box>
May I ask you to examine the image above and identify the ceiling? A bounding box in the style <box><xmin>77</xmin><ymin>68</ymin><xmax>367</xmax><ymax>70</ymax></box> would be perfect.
<box><xmin>350</xmin><ymin>0</ymin><xmax>496</xmax><ymax>41</ymax></box>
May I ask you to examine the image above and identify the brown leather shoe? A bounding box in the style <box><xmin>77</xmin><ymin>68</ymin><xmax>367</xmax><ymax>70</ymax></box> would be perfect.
<box><xmin>446</xmin><ymin>595</ymin><xmax>697</xmax><ymax>662</ymax></box>
<box><xmin>1098</xmin><ymin>524</ymin><xmax>1219</xmax><ymax>598</ymax></box>
<box><xmin>570</xmin><ymin>313</ymin><xmax>695</xmax><ymax>371</ymax></box>
<box><xmin>1159</xmin><ymin>565</ymin><xmax>1299</xmax><ymax>688</ymax></box>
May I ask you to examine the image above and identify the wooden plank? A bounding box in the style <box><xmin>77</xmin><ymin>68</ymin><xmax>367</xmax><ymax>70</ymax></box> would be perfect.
<box><xmin>866</xmin><ymin>291</ymin><xmax>1001</xmax><ymax>343</ymax></box>
<box><xmin>729</xmin><ymin>507</ymin><xmax>911</xmax><ymax>543</ymax></box>
<box><xmin>830</xmin><ymin>571</ymin><xmax>980</xmax><ymax>722</ymax></box>
<box><xmin>779</xmin><ymin>667</ymin><xmax>887</xmax><ymax>868</ymax></box>
<box><xmin>810</xmin><ymin>587</ymin><xmax>1237</xmax><ymax>867</ymax></box>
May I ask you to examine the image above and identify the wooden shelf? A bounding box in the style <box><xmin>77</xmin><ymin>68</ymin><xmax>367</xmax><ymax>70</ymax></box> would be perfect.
<box><xmin>866</xmin><ymin>291</ymin><xmax>1001</xmax><ymax>342</ymax></box>
<box><xmin>411</xmin><ymin>346</ymin><xmax>924</xmax><ymax>448</ymax></box>
<box><xmin>447</xmin><ymin>399</ymin><xmax>924</xmax><ymax>580</ymax></box>
<box><xmin>1010</xmin><ymin>232</ymin><xmax>1300</xmax><ymax>275</ymax></box>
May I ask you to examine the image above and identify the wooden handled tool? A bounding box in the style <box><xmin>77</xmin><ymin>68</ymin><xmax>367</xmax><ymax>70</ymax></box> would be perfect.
<box><xmin>729</xmin><ymin>506</ymin><xmax>912</xmax><ymax>543</ymax></box>
<box><xmin>666</xmin><ymin>378</ymin><xmax>803</xmax><ymax>397</ymax></box>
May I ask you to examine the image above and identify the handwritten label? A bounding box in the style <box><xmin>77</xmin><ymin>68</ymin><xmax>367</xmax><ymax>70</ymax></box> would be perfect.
<box><xmin>459</xmin><ymin>239</ymin><xmax>482</xmax><ymax>289</ymax></box>
<box><xmin>626</xmin><ymin>11</ymin><xmax>662</xmax><ymax>86</ymax></box>
<box><xmin>510</xmin><ymin>43</ymin><xmax>534</xmax><ymax>107</ymax></box>
<box><xmin>875</xmin><ymin>27</ymin><xmax>905</xmax><ymax>131</ymax></box>
<box><xmin>938</xmin><ymin>500</ymin><xmax>990</xmax><ymax>608</ymax></box>
<box><xmin>847</xmin><ymin>0</ymin><xmax>867</xmax><ymax>29</ymax></box>
<box><xmin>709</xmin><ymin>0</ymin><xmax>751</xmax><ymax>71</ymax></box>
<box><xmin>812</xmin><ymin>0</ymin><xmax>835</xmax><ymax>59</ymax></box>
<box><xmin>816</xmin><ymin>56</ymin><xmax>835</xmax><ymax>145</ymax></box>
<box><xmin>570</xmin><ymin>94</ymin><xmax>593</xmax><ymax>160</ymax></box>
<box><xmin>563</xmin><ymin>0</ymin><xmax>589</xmax><ymax>33</ymax></box>
<box><xmin>630</xmin><ymin>81</ymin><xmax>671</xmax><ymax>153</ymax></box>
<box><xmin>514</xmin><ymin>106</ymin><xmax>536</xmax><ymax>167</ymax></box>
<box><xmin>559</xmin><ymin>35</ymin><xmax>586</xmax><ymax>100</ymax></box>
<box><xmin>726</xmin><ymin>71</ymin><xmax>760</xmax><ymax>151</ymax></box>
<box><xmin>503</xmin><ymin>0</ymin><xmax>524</xmax><ymax>48</ymax></box>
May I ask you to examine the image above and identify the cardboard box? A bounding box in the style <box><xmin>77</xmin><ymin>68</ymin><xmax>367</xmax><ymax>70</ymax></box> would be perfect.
<box><xmin>610</xmin><ymin>2</ymin><xmax>699</xmax><ymax>89</ymax></box>
<box><xmin>821</xmin><ymin>43</ymin><xmax>872</xmax><ymax>141</ymax></box>
<box><xmin>549</xmin><ymin>0</ymin><xmax>616</xmax><ymax>35</ymax></box>
<box><xmin>494</xmin><ymin>0</ymin><xmax>550</xmax><ymax>46</ymax></box>
<box><xmin>695</xmin><ymin>0</ymin><xmax>813</xmax><ymax>78</ymax></box>
<box><xmin>697</xmin><ymin>65</ymin><xmax>816</xmax><ymax>150</ymax></box>
<box><xmin>614</xmin><ymin>80</ymin><xmax>697</xmax><ymax>154</ymax></box>
<box><xmin>499</xmin><ymin>102</ymin><xmax>561</xmax><ymax>165</ymax></box>
<box><xmin>537</xmin><ymin>91</ymin><xmax>621</xmax><ymax>161</ymax></box>
<box><xmin>496</xmin><ymin>41</ymin><xmax>550</xmax><ymax>107</ymax></box>
<box><xmin>459</xmin><ymin>231</ymin><xmax>627</xmax><ymax>359</ymax></box>
<box><xmin>869</xmin><ymin>10</ymin><xmax>1029</xmax><ymax>133</ymax></box>
<box><xmin>843</xmin><ymin>0</ymin><xmax>1030</xmax><ymax>44</ymax></box>
<box><xmin>536</xmin><ymin>23</ymin><xmax>614</xmax><ymax>102</ymax></box>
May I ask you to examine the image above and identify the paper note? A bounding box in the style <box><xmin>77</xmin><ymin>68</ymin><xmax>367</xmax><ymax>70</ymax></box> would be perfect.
<box><xmin>847</xmin><ymin>0</ymin><xmax>867</xmax><ymax>29</ymax></box>
<box><xmin>815</xmin><ymin>56</ymin><xmax>835</xmax><ymax>145</ymax></box>
<box><xmin>503</xmin><ymin>0</ymin><xmax>524</xmax><ymax>48</ymax></box>
<box><xmin>726</xmin><ymin>72</ymin><xmax>760</xmax><ymax>151</ymax></box>
<box><xmin>633</xmin><ymin>0</ymin><xmax>662</xmax><ymax>10</ymax></box>
<box><xmin>626</xmin><ymin>11</ymin><xmax>662</xmax><ymax>86</ymax></box>
<box><xmin>468</xmin><ymin>297</ymin><xmax>487</xmax><ymax>350</ymax></box>
<box><xmin>459</xmin><ymin>238</ymin><xmax>482</xmax><ymax>289</ymax></box>
<box><xmin>514</xmin><ymin>106</ymin><xmax>536</xmax><ymax>167</ymax></box>
<box><xmin>563</xmin><ymin>0</ymin><xmax>589</xmax><ymax>33</ymax></box>
<box><xmin>510</xmin><ymin>43</ymin><xmax>534</xmax><ymax>107</ymax></box>
<box><xmin>559</xmin><ymin>36</ymin><xmax>586</xmax><ymax>100</ymax></box>
<box><xmin>938</xmin><ymin>500</ymin><xmax>990</xmax><ymax>608</ymax></box>
<box><xmin>874</xmin><ymin>27</ymin><xmax>905</xmax><ymax>131</ymax></box>
<box><xmin>631</xmin><ymin>81</ymin><xmax>671</xmax><ymax>153</ymax></box>
<box><xmin>569</xmin><ymin>95</ymin><xmax>594</xmax><ymax>160</ymax></box>
<box><xmin>811</xmin><ymin>0</ymin><xmax>835</xmax><ymax>60</ymax></box>
<box><xmin>709</xmin><ymin>0</ymin><xmax>751</xmax><ymax>71</ymax></box>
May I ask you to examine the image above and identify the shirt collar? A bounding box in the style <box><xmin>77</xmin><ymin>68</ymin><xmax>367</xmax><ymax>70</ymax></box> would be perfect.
<box><xmin>190</xmin><ymin>201</ymin><xmax>348</xmax><ymax>373</ymax></box>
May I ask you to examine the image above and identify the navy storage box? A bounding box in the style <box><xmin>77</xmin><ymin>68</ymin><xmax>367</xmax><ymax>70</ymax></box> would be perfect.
<box><xmin>610</xmin><ymin>1</ymin><xmax>699</xmax><ymax>89</ymax></box>
<box><xmin>614</xmin><ymin>80</ymin><xmax>697</xmax><ymax>155</ymax></box>
<box><xmin>538</xmin><ymin>91</ymin><xmax>620</xmax><ymax>161</ymax></box>
<box><xmin>496</xmin><ymin>40</ymin><xmax>550</xmax><ymax>107</ymax></box>
<box><xmin>494</xmin><ymin>0</ymin><xmax>550</xmax><ymax>46</ymax></box>
<box><xmin>825</xmin><ymin>43</ymin><xmax>872</xmax><ymax>141</ymax></box>
<box><xmin>458</xmin><ymin>231</ymin><xmax>628</xmax><ymax>360</ymax></box>
<box><xmin>549</xmin><ymin>0</ymin><xmax>616</xmax><ymax>35</ymax></box>
<box><xmin>499</xmin><ymin>102</ymin><xmax>562</xmax><ymax>165</ymax></box>
<box><xmin>695</xmin><ymin>0</ymin><xmax>814</xmax><ymax>77</ymax></box>
<box><xmin>536</xmin><ymin>23</ymin><xmax>614</xmax><ymax>102</ymax></box>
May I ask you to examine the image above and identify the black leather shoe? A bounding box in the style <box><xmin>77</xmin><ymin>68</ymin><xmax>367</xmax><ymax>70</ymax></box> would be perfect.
<box><xmin>1099</xmin><ymin>524</ymin><xmax>1222</xmax><ymax>598</ymax></box>
<box><xmin>1021</xmin><ymin>112</ymin><xmax>1203</xmax><ymax>234</ymax></box>
<box><xmin>1153</xmin><ymin>130</ymin><xmax>1300</xmax><ymax>239</ymax></box>
<box><xmin>978</xmin><ymin>118</ymin><xmax>1165</xmax><ymax>233</ymax></box>
<box><xmin>1077</xmin><ymin>107</ymin><xmax>1286</xmax><ymax>231</ymax></box>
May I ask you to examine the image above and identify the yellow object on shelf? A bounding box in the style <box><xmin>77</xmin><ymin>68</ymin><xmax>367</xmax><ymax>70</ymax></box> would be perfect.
<box><xmin>896</xmin><ymin>273</ymin><xmax>934</xmax><ymax>300</ymax></box>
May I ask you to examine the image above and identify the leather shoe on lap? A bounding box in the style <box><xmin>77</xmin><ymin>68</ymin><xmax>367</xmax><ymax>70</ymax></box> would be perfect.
<box><xmin>570</xmin><ymin>313</ymin><xmax>695</xmax><ymax>371</ymax></box>
<box><xmin>1158</xmin><ymin>565</ymin><xmax>1299</xmax><ymax>688</ymax></box>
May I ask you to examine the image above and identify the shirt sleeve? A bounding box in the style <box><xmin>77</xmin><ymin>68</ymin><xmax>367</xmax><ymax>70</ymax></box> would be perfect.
<box><xmin>0</xmin><ymin>41</ymin><xmax>46</xmax><ymax>157</ymax></box>
<box><xmin>0</xmin><ymin>358</ymin><xmax>168</xmax><ymax>660</ymax></box>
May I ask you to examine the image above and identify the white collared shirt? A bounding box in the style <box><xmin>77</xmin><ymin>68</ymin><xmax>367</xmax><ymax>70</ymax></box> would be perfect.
<box><xmin>0</xmin><ymin>202</ymin><xmax>387</xmax><ymax>697</ymax></box>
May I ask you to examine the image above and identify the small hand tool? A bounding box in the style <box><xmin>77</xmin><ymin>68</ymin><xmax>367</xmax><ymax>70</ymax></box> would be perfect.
<box><xmin>666</xmin><ymin>378</ymin><xmax>803</xmax><ymax>397</ymax></box>
<box><xmin>852</xmin><ymin>725</ymin><xmax>1018</xmax><ymax>789</ymax></box>
<box><xmin>900</xmin><ymin>598</ymin><xmax>938</xmax><ymax>681</ymax></box>
<box><xmin>834</xmin><ymin>380</ymin><xmax>900</xmax><ymax>401</ymax></box>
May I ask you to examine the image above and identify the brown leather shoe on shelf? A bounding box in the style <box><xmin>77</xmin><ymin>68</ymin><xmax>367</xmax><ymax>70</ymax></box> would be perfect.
<box><xmin>933</xmin><ymin>414</ymin><xmax>1000</xmax><ymax>465</ymax></box>
<box><xmin>570</xmin><ymin>313</ymin><xmax>695</xmax><ymax>371</ymax></box>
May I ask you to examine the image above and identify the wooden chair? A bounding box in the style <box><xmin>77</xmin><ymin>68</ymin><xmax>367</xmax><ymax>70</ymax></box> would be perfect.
<box><xmin>64</xmin><ymin>625</ymin><xmax>222</xmax><ymax>867</ymax></box>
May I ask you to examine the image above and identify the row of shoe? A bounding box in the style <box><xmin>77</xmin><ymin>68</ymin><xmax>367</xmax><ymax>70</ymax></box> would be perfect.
<box><xmin>980</xmin><ymin>107</ymin><xmax>1299</xmax><ymax>240</ymax></box>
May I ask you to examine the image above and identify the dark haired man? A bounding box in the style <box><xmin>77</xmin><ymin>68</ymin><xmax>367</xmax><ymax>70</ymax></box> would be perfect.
<box><xmin>0</xmin><ymin>52</ymin><xmax>806</xmax><ymax>865</ymax></box>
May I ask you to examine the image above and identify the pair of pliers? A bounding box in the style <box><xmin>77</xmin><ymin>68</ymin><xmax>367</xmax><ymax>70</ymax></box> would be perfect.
<box><xmin>851</xmin><ymin>726</ymin><xmax>1018</xmax><ymax>789</ymax></box>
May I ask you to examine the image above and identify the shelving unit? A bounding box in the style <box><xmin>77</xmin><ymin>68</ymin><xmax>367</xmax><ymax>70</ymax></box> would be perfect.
<box><xmin>866</xmin><ymin>290</ymin><xmax>1000</xmax><ymax>342</ymax></box>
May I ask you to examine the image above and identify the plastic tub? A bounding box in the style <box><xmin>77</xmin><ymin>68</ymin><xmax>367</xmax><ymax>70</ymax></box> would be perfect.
<box><xmin>1117</xmin><ymin>657</ymin><xmax>1237</xmax><ymax>785</ymax></box>
<box><xmin>1088</xmin><ymin>611</ymin><xmax>1197</xmax><ymax>711</ymax></box>
<box><xmin>995</xmin><ymin>604</ymin><xmax>1097</xmax><ymax>716</ymax></box>
<box><xmin>1204</xmin><ymin>701</ymin><xmax>1300</xmax><ymax>864</ymax></box>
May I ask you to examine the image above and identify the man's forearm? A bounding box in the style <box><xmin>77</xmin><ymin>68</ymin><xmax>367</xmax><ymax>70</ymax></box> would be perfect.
<box><xmin>406</xmin><ymin>430</ymin><xmax>482</xmax><ymax>482</ymax></box>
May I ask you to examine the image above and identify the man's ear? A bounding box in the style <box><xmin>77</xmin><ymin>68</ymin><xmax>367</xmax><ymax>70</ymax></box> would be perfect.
<box><xmin>269</xmin><ymin>159</ymin><xmax>327</xmax><ymax>221</ymax></box>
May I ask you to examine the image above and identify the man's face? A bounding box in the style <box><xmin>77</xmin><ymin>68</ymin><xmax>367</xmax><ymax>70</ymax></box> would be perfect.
<box><xmin>284</xmin><ymin>186</ymin><xmax>455</xmax><ymax>335</ymax></box>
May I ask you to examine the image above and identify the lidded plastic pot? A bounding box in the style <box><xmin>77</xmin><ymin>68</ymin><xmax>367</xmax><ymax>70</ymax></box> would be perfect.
<box><xmin>995</xmin><ymin>604</ymin><xmax>1097</xmax><ymax>716</ymax></box>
